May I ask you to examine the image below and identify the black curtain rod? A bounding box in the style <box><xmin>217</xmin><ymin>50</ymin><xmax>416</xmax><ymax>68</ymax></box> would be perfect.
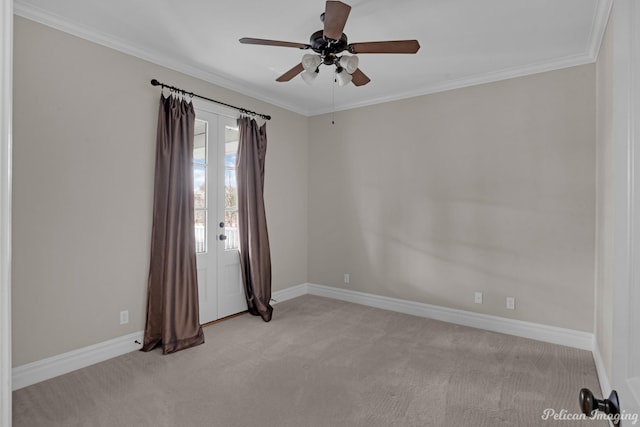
<box><xmin>150</xmin><ymin>79</ymin><xmax>271</xmax><ymax>121</ymax></box>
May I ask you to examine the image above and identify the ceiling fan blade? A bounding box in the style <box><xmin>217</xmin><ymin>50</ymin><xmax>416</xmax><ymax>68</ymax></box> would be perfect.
<box><xmin>323</xmin><ymin>1</ymin><xmax>351</xmax><ymax>41</ymax></box>
<box><xmin>239</xmin><ymin>38</ymin><xmax>309</xmax><ymax>49</ymax></box>
<box><xmin>348</xmin><ymin>40</ymin><xmax>421</xmax><ymax>54</ymax></box>
<box><xmin>276</xmin><ymin>63</ymin><xmax>304</xmax><ymax>82</ymax></box>
<box><xmin>351</xmin><ymin>68</ymin><xmax>371</xmax><ymax>87</ymax></box>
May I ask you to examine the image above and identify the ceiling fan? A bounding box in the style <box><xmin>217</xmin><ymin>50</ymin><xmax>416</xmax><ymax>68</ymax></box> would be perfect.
<box><xmin>239</xmin><ymin>0</ymin><xmax>420</xmax><ymax>87</ymax></box>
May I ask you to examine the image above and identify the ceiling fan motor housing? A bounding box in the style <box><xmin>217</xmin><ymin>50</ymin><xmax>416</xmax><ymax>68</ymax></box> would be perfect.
<box><xmin>310</xmin><ymin>29</ymin><xmax>348</xmax><ymax>60</ymax></box>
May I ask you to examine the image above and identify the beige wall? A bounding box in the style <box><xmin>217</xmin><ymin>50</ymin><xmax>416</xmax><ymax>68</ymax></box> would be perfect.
<box><xmin>13</xmin><ymin>14</ymin><xmax>600</xmax><ymax>367</ymax></box>
<box><xmin>12</xmin><ymin>16</ymin><xmax>308</xmax><ymax>366</ymax></box>
<box><xmin>594</xmin><ymin>11</ymin><xmax>614</xmax><ymax>382</ymax></box>
<box><xmin>308</xmin><ymin>65</ymin><xmax>596</xmax><ymax>331</ymax></box>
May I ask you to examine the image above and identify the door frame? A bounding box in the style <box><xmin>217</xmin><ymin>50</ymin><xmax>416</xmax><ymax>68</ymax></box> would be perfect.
<box><xmin>214</xmin><ymin>115</ymin><xmax>246</xmax><ymax>319</ymax></box>
<box><xmin>609</xmin><ymin>0</ymin><xmax>640</xmax><ymax>416</ymax></box>
<box><xmin>194</xmin><ymin>110</ymin><xmax>221</xmax><ymax>324</ymax></box>
<box><xmin>0</xmin><ymin>0</ymin><xmax>13</xmax><ymax>424</ymax></box>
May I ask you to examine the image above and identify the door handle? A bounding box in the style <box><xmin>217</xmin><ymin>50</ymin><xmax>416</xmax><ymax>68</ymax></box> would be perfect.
<box><xmin>219</xmin><ymin>234</ymin><xmax>227</xmax><ymax>241</ymax></box>
<box><xmin>579</xmin><ymin>388</ymin><xmax>620</xmax><ymax>426</ymax></box>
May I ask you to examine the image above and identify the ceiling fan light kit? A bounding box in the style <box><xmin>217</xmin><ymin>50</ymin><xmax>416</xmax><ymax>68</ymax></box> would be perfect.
<box><xmin>301</xmin><ymin>53</ymin><xmax>359</xmax><ymax>86</ymax></box>
<box><xmin>301</xmin><ymin>70</ymin><xmax>319</xmax><ymax>85</ymax></box>
<box><xmin>239</xmin><ymin>0</ymin><xmax>420</xmax><ymax>87</ymax></box>
<box><xmin>340</xmin><ymin>55</ymin><xmax>359</xmax><ymax>74</ymax></box>
<box><xmin>335</xmin><ymin>67</ymin><xmax>353</xmax><ymax>86</ymax></box>
<box><xmin>302</xmin><ymin>54</ymin><xmax>322</xmax><ymax>73</ymax></box>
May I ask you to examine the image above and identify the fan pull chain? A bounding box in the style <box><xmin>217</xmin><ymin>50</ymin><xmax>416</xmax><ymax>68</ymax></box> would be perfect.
<box><xmin>332</xmin><ymin>74</ymin><xmax>336</xmax><ymax>125</ymax></box>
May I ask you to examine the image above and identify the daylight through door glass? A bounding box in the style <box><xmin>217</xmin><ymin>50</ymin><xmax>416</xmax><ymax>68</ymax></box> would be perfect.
<box><xmin>224</xmin><ymin>126</ymin><xmax>239</xmax><ymax>251</ymax></box>
<box><xmin>193</xmin><ymin>119</ymin><xmax>207</xmax><ymax>253</ymax></box>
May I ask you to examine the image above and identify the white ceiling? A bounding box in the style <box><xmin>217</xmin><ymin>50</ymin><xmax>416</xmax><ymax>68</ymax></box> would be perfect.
<box><xmin>14</xmin><ymin>0</ymin><xmax>611</xmax><ymax>117</ymax></box>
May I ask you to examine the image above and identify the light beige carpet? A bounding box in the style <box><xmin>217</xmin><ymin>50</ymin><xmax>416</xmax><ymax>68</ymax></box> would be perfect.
<box><xmin>13</xmin><ymin>295</ymin><xmax>604</xmax><ymax>426</ymax></box>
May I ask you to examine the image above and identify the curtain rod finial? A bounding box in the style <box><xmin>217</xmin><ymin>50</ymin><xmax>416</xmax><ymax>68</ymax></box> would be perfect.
<box><xmin>150</xmin><ymin>79</ymin><xmax>161</xmax><ymax>86</ymax></box>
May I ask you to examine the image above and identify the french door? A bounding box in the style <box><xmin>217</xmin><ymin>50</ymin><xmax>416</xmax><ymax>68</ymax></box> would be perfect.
<box><xmin>193</xmin><ymin>106</ymin><xmax>247</xmax><ymax>324</ymax></box>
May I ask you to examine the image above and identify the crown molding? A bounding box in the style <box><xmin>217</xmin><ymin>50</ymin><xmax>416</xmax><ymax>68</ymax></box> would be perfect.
<box><xmin>587</xmin><ymin>0</ymin><xmax>613</xmax><ymax>59</ymax></box>
<box><xmin>14</xmin><ymin>0</ymin><xmax>611</xmax><ymax>118</ymax></box>
<box><xmin>13</xmin><ymin>1</ymin><xmax>310</xmax><ymax>117</ymax></box>
<box><xmin>307</xmin><ymin>52</ymin><xmax>598</xmax><ymax>116</ymax></box>
<box><xmin>310</xmin><ymin>0</ymin><xmax>612</xmax><ymax>116</ymax></box>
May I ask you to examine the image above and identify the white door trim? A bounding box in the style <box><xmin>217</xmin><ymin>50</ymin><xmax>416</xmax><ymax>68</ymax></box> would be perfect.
<box><xmin>194</xmin><ymin>110</ymin><xmax>220</xmax><ymax>324</ymax></box>
<box><xmin>0</xmin><ymin>0</ymin><xmax>13</xmax><ymax>424</ymax></box>
<box><xmin>610</xmin><ymin>0</ymin><xmax>640</xmax><ymax>415</ymax></box>
<box><xmin>215</xmin><ymin>117</ymin><xmax>246</xmax><ymax>319</ymax></box>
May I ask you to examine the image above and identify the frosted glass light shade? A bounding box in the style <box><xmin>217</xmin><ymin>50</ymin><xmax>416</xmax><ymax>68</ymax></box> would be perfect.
<box><xmin>340</xmin><ymin>55</ymin><xmax>359</xmax><ymax>74</ymax></box>
<box><xmin>335</xmin><ymin>69</ymin><xmax>353</xmax><ymax>86</ymax></box>
<box><xmin>302</xmin><ymin>54</ymin><xmax>322</xmax><ymax>72</ymax></box>
<box><xmin>301</xmin><ymin>70</ymin><xmax>319</xmax><ymax>85</ymax></box>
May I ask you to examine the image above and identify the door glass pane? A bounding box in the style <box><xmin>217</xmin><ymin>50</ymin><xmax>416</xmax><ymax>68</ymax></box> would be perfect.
<box><xmin>194</xmin><ymin>210</ymin><xmax>206</xmax><ymax>253</ymax></box>
<box><xmin>225</xmin><ymin>126</ymin><xmax>239</xmax><ymax>251</ymax></box>
<box><xmin>194</xmin><ymin>120</ymin><xmax>206</xmax><ymax>164</ymax></box>
<box><xmin>193</xmin><ymin>165</ymin><xmax>206</xmax><ymax>209</ymax></box>
<box><xmin>194</xmin><ymin>119</ymin><xmax>207</xmax><ymax>253</ymax></box>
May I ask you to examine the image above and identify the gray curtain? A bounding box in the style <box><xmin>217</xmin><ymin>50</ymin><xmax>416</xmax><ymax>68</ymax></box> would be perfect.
<box><xmin>142</xmin><ymin>94</ymin><xmax>205</xmax><ymax>353</ymax></box>
<box><xmin>236</xmin><ymin>117</ymin><xmax>273</xmax><ymax>322</ymax></box>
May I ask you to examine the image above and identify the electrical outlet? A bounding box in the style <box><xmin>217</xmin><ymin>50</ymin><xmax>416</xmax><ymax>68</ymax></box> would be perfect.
<box><xmin>344</xmin><ymin>273</ymin><xmax>350</xmax><ymax>284</ymax></box>
<box><xmin>506</xmin><ymin>297</ymin><xmax>515</xmax><ymax>310</ymax></box>
<box><xmin>120</xmin><ymin>310</ymin><xmax>129</xmax><ymax>325</ymax></box>
<box><xmin>474</xmin><ymin>292</ymin><xmax>483</xmax><ymax>304</ymax></box>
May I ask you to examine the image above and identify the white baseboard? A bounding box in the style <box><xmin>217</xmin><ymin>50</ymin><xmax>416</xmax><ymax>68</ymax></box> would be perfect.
<box><xmin>12</xmin><ymin>331</ymin><xmax>143</xmax><ymax>390</ymax></box>
<box><xmin>12</xmin><ymin>282</ymin><xmax>596</xmax><ymax>390</ymax></box>
<box><xmin>272</xmin><ymin>283</ymin><xmax>309</xmax><ymax>304</ymax></box>
<box><xmin>12</xmin><ymin>284</ymin><xmax>309</xmax><ymax>390</ymax></box>
<box><xmin>304</xmin><ymin>283</ymin><xmax>594</xmax><ymax>351</ymax></box>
